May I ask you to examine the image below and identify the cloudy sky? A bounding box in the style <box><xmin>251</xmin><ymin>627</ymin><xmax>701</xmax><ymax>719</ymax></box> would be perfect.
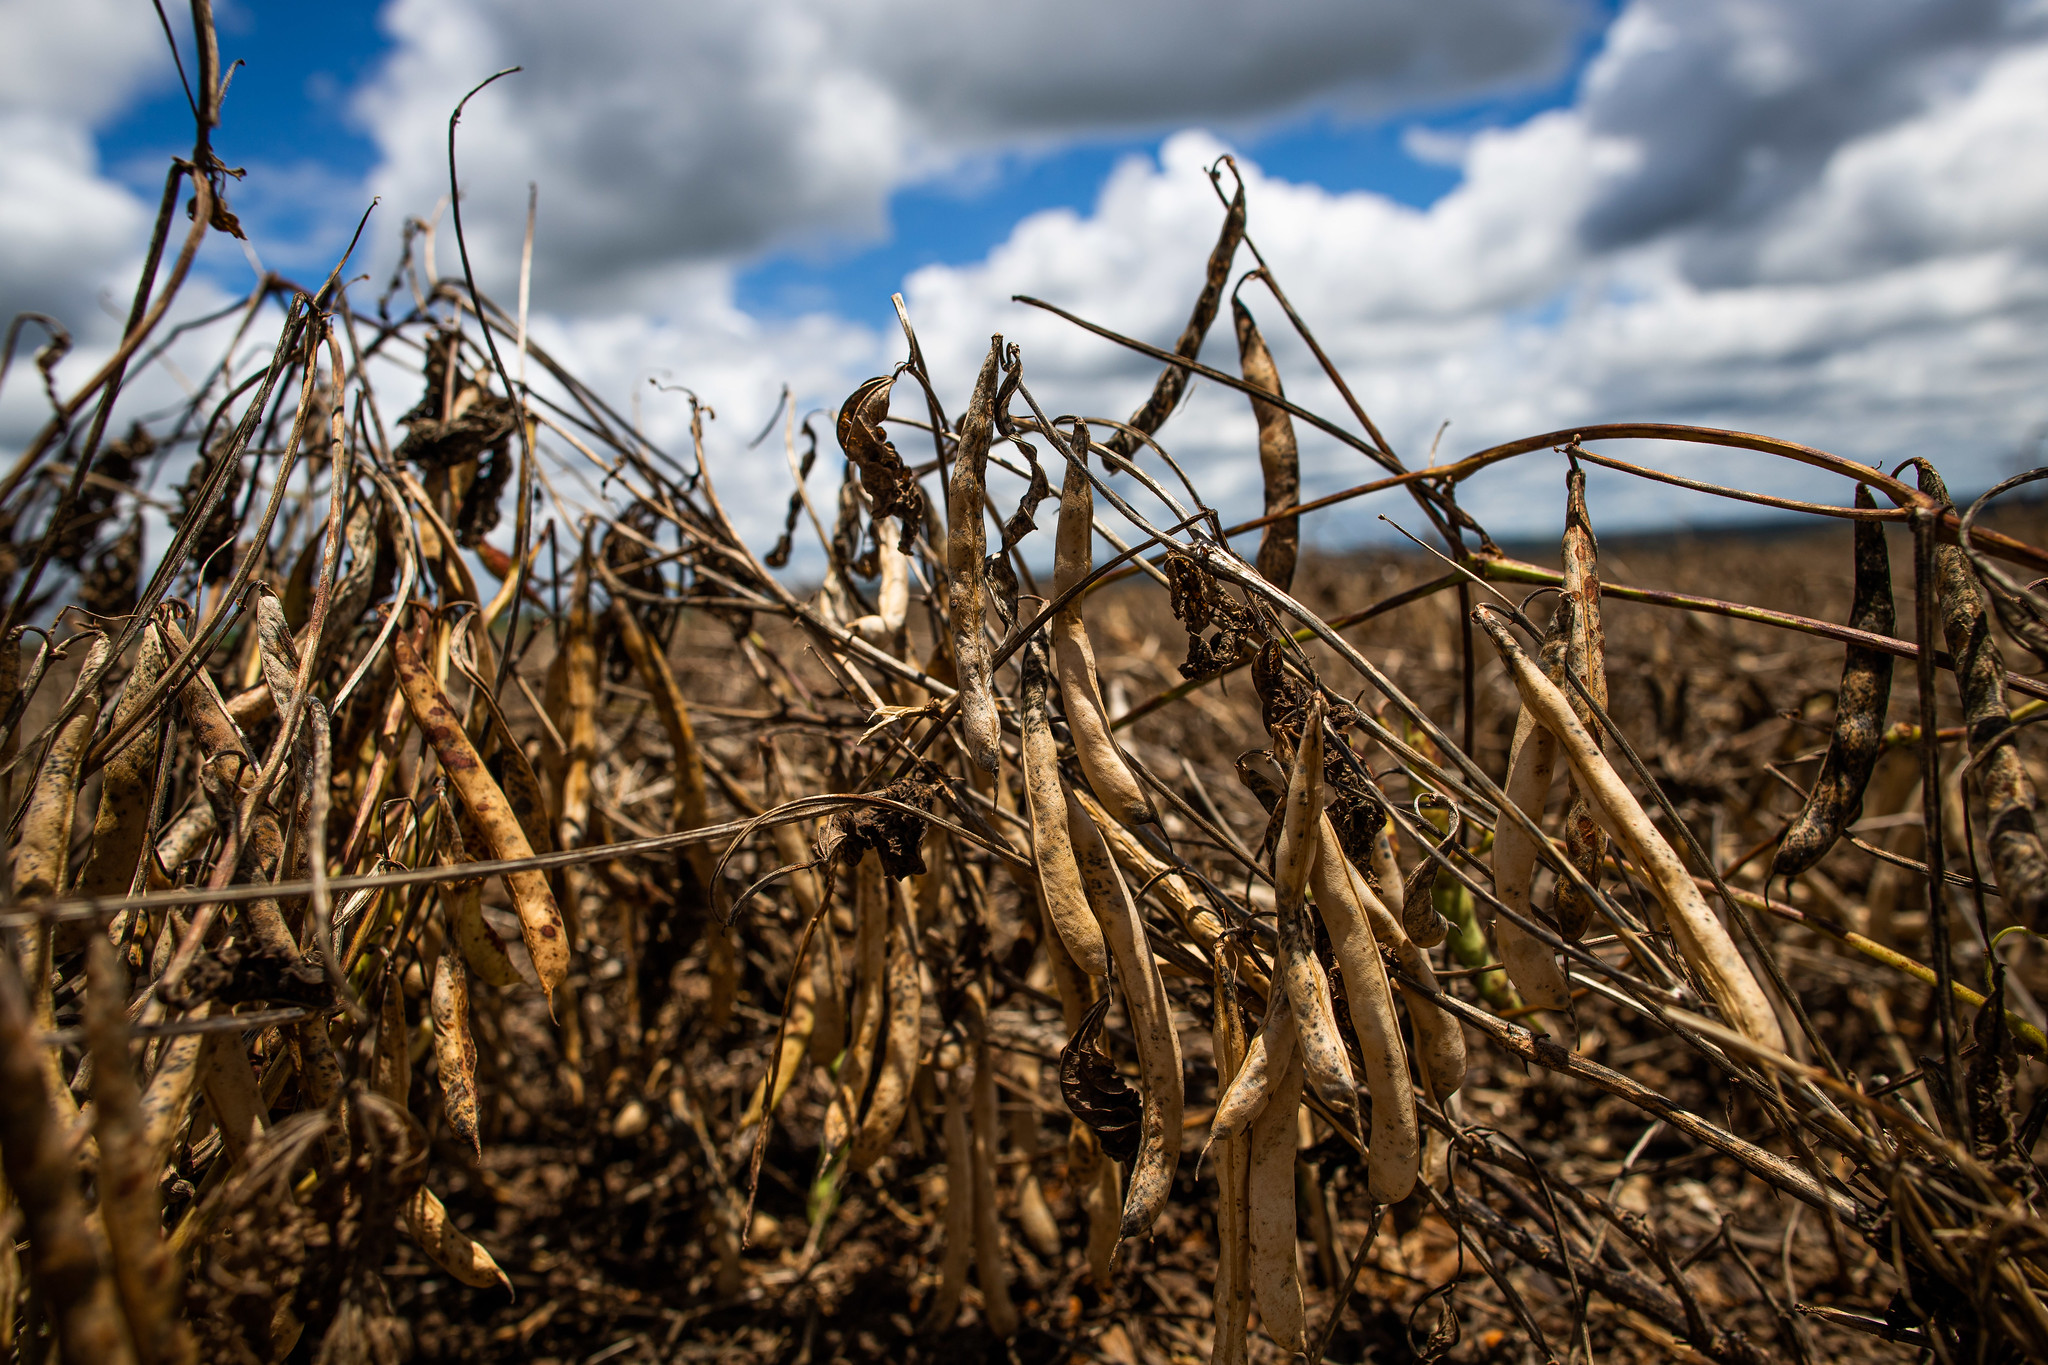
<box><xmin>4</xmin><ymin>0</ymin><xmax>2047</xmax><ymax>558</ymax></box>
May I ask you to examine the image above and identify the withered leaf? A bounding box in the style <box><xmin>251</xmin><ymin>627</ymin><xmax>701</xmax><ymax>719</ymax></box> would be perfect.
<box><xmin>159</xmin><ymin>936</ymin><xmax>329</xmax><ymax>1010</ymax></box>
<box><xmin>821</xmin><ymin>762</ymin><xmax>945</xmax><ymax>880</ymax></box>
<box><xmin>1164</xmin><ymin>550</ymin><xmax>1258</xmax><ymax>679</ymax></box>
<box><xmin>1059</xmin><ymin>994</ymin><xmax>1141</xmax><ymax>1165</ymax></box>
<box><xmin>1400</xmin><ymin>794</ymin><xmax>1461</xmax><ymax>949</ymax></box>
<box><xmin>834</xmin><ymin>374</ymin><xmax>924</xmax><ymax>554</ymax></box>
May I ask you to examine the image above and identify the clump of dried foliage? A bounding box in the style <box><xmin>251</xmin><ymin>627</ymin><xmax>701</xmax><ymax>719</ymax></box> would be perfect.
<box><xmin>4</xmin><ymin>9</ymin><xmax>2048</xmax><ymax>1363</ymax></box>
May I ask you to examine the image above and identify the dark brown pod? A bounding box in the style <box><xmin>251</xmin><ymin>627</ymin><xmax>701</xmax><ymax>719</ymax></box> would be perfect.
<box><xmin>1106</xmin><ymin>175</ymin><xmax>1245</xmax><ymax>457</ymax></box>
<box><xmin>1917</xmin><ymin>464</ymin><xmax>2048</xmax><ymax>927</ymax></box>
<box><xmin>1773</xmin><ymin>485</ymin><xmax>1896</xmax><ymax>879</ymax></box>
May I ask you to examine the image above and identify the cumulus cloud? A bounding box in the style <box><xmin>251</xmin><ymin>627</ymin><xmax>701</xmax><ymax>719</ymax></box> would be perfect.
<box><xmin>354</xmin><ymin>0</ymin><xmax>1591</xmax><ymax>307</ymax></box>
<box><xmin>862</xmin><ymin>0</ymin><xmax>2048</xmax><ymax>549</ymax></box>
<box><xmin>0</xmin><ymin>0</ymin><xmax>169</xmax><ymax>343</ymax></box>
<box><xmin>0</xmin><ymin>0</ymin><xmax>170</xmax><ymax>125</ymax></box>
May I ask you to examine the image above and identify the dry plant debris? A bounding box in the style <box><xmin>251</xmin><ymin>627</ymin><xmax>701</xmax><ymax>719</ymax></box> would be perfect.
<box><xmin>4</xmin><ymin>11</ymin><xmax>2048</xmax><ymax>1363</ymax></box>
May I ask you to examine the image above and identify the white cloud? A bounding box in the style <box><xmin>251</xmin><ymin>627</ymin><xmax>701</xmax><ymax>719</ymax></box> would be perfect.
<box><xmin>0</xmin><ymin>0</ymin><xmax>170</xmax><ymax>351</ymax></box>
<box><xmin>0</xmin><ymin>0</ymin><xmax>170</xmax><ymax>125</ymax></box>
<box><xmin>874</xmin><ymin>2</ymin><xmax>2048</xmax><ymax>546</ymax></box>
<box><xmin>0</xmin><ymin>113</ymin><xmax>153</xmax><ymax>334</ymax></box>
<box><xmin>353</xmin><ymin>0</ymin><xmax>1591</xmax><ymax>308</ymax></box>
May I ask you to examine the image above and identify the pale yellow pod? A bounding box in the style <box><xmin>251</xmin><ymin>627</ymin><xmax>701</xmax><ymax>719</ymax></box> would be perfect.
<box><xmin>1371</xmin><ymin>825</ymin><xmax>1403</xmax><ymax>905</ymax></box>
<box><xmin>1273</xmin><ymin>702</ymin><xmax>1361</xmax><ymax>1135</ymax></box>
<box><xmin>1478</xmin><ymin>610</ymin><xmax>1786</xmax><ymax>1053</ymax></box>
<box><xmin>825</xmin><ymin>858</ymin><xmax>888</xmax><ymax>1157</ymax></box>
<box><xmin>139</xmin><ymin>1012</ymin><xmax>208</xmax><ymax>1168</ymax></box>
<box><xmin>850</xmin><ymin>881</ymin><xmax>923</xmax><ymax>1170</ymax></box>
<box><xmin>1019</xmin><ymin>638</ymin><xmax>1109</xmax><ymax>976</ymax></box>
<box><xmin>393</xmin><ymin>630</ymin><xmax>568</xmax><ymax>1003</ymax></box>
<box><xmin>1345</xmin><ymin>857</ymin><xmax>1466</xmax><ymax>1102</ymax></box>
<box><xmin>443</xmin><ymin>876</ymin><xmax>524</xmax><ymax>989</ymax></box>
<box><xmin>432</xmin><ymin>948</ymin><xmax>481</xmax><ymax>1157</ymax></box>
<box><xmin>1083</xmin><ymin>1152</ymin><xmax>1120</xmax><ymax>1287</ymax></box>
<box><xmin>1209</xmin><ymin>985</ymin><xmax>1295</xmax><ymax>1148</ymax></box>
<box><xmin>375</xmin><ymin>968</ymin><xmax>410</xmax><ymax>1106</ymax></box>
<box><xmin>1067</xmin><ymin>791</ymin><xmax>1183</xmax><ymax>1241</ymax></box>
<box><xmin>1052</xmin><ymin>421</ymin><xmax>1154</xmax><ymax>827</ymax></box>
<box><xmin>1209</xmin><ymin>964</ymin><xmax>1253</xmax><ymax>1365</ymax></box>
<box><xmin>76</xmin><ymin>626</ymin><xmax>168</xmax><ymax>901</ymax></box>
<box><xmin>13</xmin><ymin>634</ymin><xmax>107</xmax><ymax>902</ymax></box>
<box><xmin>1077</xmin><ymin>787</ymin><xmax>1270</xmax><ymax>1000</ymax></box>
<box><xmin>406</xmin><ymin>1186</ymin><xmax>512</xmax><ymax>1292</ymax></box>
<box><xmin>874</xmin><ymin>516</ymin><xmax>909</xmax><ymax>636</ymax></box>
<box><xmin>1306</xmin><ymin>815</ymin><xmax>1419</xmax><ymax>1204</ymax></box>
<box><xmin>199</xmin><ymin>1032</ymin><xmax>267</xmax><ymax>1164</ymax></box>
<box><xmin>1492</xmin><ymin>707</ymin><xmax>1572</xmax><ymax>1014</ymax></box>
<box><xmin>1247</xmin><ymin>1049</ymin><xmax>1306</xmax><ymax>1354</ymax></box>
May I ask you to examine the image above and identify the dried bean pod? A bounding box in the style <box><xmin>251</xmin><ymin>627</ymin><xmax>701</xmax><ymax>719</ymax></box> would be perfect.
<box><xmin>1083</xmin><ymin>1145</ymin><xmax>1121</xmax><ymax>1287</ymax></box>
<box><xmin>1478</xmin><ymin>609</ymin><xmax>1786</xmax><ymax>1052</ymax></box>
<box><xmin>1344</xmin><ymin>854</ymin><xmax>1465</xmax><ymax>1101</ymax></box>
<box><xmin>1106</xmin><ymin>175</ymin><xmax>1244</xmax><ymax>457</ymax></box>
<box><xmin>442</xmin><ymin>873</ymin><xmax>523</xmax><ymax>989</ymax></box>
<box><xmin>76</xmin><ymin>625</ymin><xmax>168</xmax><ymax>900</ymax></box>
<box><xmin>850</xmin><ymin>881</ymin><xmax>923</xmax><ymax>1170</ymax></box>
<box><xmin>1079</xmin><ymin>786</ymin><xmax>1265</xmax><ymax>997</ymax></box>
<box><xmin>1918</xmin><ymin>462</ymin><xmax>2048</xmax><ymax>926</ymax></box>
<box><xmin>966</xmin><ymin>983</ymin><xmax>1018</xmax><ymax>1337</ymax></box>
<box><xmin>824</xmin><ymin>858</ymin><xmax>888</xmax><ymax>1158</ymax></box>
<box><xmin>406</xmin><ymin>1186</ymin><xmax>511</xmax><ymax>1291</ymax></box>
<box><xmin>1492</xmin><ymin>706</ymin><xmax>1572</xmax><ymax>1014</ymax></box>
<box><xmin>87</xmin><ymin>939</ymin><xmax>190</xmax><ymax>1365</ymax></box>
<box><xmin>1019</xmin><ymin>635</ymin><xmax>1109</xmax><ymax>975</ymax></box>
<box><xmin>948</xmin><ymin>339</ymin><xmax>1004</xmax><ymax>774</ymax></box>
<box><xmin>12</xmin><ymin>632</ymin><xmax>107</xmax><ymax>902</ymax></box>
<box><xmin>393</xmin><ymin>629</ymin><xmax>569</xmax><ymax>1002</ymax></box>
<box><xmin>875</xmin><ymin>515</ymin><xmax>909</xmax><ymax>636</ymax></box>
<box><xmin>1307</xmin><ymin>811</ymin><xmax>1419</xmax><ymax>1202</ymax></box>
<box><xmin>1068</xmin><ymin>792</ymin><xmax>1183</xmax><ymax>1240</ymax></box>
<box><xmin>431</xmin><ymin>947</ymin><xmax>481</xmax><ymax>1157</ymax></box>
<box><xmin>200</xmin><ymin>1031</ymin><xmax>268</xmax><ymax>1164</ymax></box>
<box><xmin>1210</xmin><ymin>980</ymin><xmax>1295</xmax><ymax>1148</ymax></box>
<box><xmin>1208</xmin><ymin>957</ymin><xmax>1254</xmax><ymax>1363</ymax></box>
<box><xmin>1397</xmin><ymin>794</ymin><xmax>1457</xmax><ymax>949</ymax></box>
<box><xmin>139</xmin><ymin>1017</ymin><xmax>208</xmax><ymax>1167</ymax></box>
<box><xmin>1232</xmin><ymin>297</ymin><xmax>1299</xmax><ymax>592</ymax></box>
<box><xmin>0</xmin><ymin>945</ymin><xmax>134</xmax><ymax>1365</ymax></box>
<box><xmin>1273</xmin><ymin>702</ymin><xmax>1361</xmax><ymax>1135</ymax></box>
<box><xmin>602</xmin><ymin>555</ymin><xmax>712</xmax><ymax>887</ymax></box>
<box><xmin>1053</xmin><ymin>420</ymin><xmax>1156</xmax><ymax>826</ymax></box>
<box><xmin>1773</xmin><ymin>485</ymin><xmax>1895</xmax><ymax>878</ymax></box>
<box><xmin>1246</xmin><ymin>1047</ymin><xmax>1305</xmax><ymax>1355</ymax></box>
<box><xmin>1555</xmin><ymin>460</ymin><xmax>1610</xmax><ymax>941</ymax></box>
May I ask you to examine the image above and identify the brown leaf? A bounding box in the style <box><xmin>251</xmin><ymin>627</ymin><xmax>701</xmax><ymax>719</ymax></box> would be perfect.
<box><xmin>1059</xmin><ymin>995</ymin><xmax>1141</xmax><ymax>1165</ymax></box>
<box><xmin>834</xmin><ymin>374</ymin><xmax>924</xmax><ymax>553</ymax></box>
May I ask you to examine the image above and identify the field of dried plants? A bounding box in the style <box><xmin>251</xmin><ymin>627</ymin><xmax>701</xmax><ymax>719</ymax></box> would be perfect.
<box><xmin>5</xmin><ymin>10</ymin><xmax>2048</xmax><ymax>1364</ymax></box>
